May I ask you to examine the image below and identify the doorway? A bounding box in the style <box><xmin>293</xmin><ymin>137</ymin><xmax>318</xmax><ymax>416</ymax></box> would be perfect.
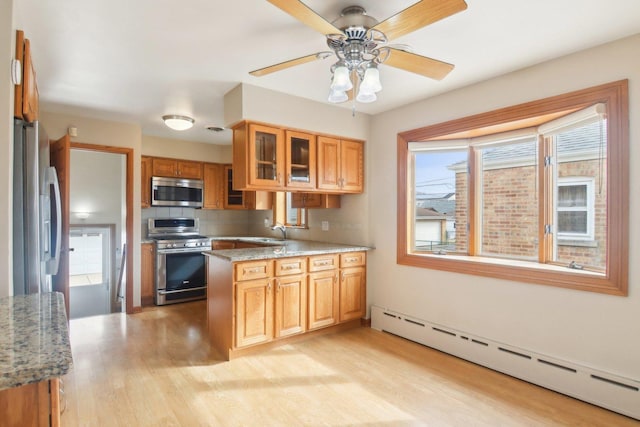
<box><xmin>68</xmin><ymin>147</ymin><xmax>128</xmax><ymax>319</ymax></box>
<box><xmin>69</xmin><ymin>225</ymin><xmax>115</xmax><ymax>318</ymax></box>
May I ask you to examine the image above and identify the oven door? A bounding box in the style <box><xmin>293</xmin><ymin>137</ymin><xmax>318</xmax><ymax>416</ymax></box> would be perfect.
<box><xmin>156</xmin><ymin>249</ymin><xmax>207</xmax><ymax>305</ymax></box>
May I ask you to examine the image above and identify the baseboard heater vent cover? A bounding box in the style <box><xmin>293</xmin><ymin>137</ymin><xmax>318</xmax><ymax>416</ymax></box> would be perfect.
<box><xmin>370</xmin><ymin>305</ymin><xmax>639</xmax><ymax>420</ymax></box>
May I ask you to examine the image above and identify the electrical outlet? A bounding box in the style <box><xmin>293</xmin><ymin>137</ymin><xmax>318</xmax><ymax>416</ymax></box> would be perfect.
<box><xmin>264</xmin><ymin>218</ymin><xmax>270</xmax><ymax>228</ymax></box>
<box><xmin>321</xmin><ymin>221</ymin><xmax>329</xmax><ymax>231</ymax></box>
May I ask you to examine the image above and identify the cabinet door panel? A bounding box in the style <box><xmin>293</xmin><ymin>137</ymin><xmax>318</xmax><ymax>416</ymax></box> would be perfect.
<box><xmin>141</xmin><ymin>156</ymin><xmax>153</xmax><ymax>208</ymax></box>
<box><xmin>249</xmin><ymin>124</ymin><xmax>284</xmax><ymax>188</ymax></box>
<box><xmin>308</xmin><ymin>270</ymin><xmax>338</xmax><ymax>330</ymax></box>
<box><xmin>22</xmin><ymin>39</ymin><xmax>39</xmax><ymax>122</ymax></box>
<box><xmin>340</xmin><ymin>140</ymin><xmax>364</xmax><ymax>193</ymax></box>
<box><xmin>141</xmin><ymin>243</ymin><xmax>155</xmax><ymax>306</ymax></box>
<box><xmin>275</xmin><ymin>275</ymin><xmax>307</xmax><ymax>338</ymax></box>
<box><xmin>286</xmin><ymin>130</ymin><xmax>316</xmax><ymax>189</ymax></box>
<box><xmin>317</xmin><ymin>136</ymin><xmax>341</xmax><ymax>191</ymax></box>
<box><xmin>235</xmin><ymin>279</ymin><xmax>273</xmax><ymax>347</ymax></box>
<box><xmin>177</xmin><ymin>160</ymin><xmax>203</xmax><ymax>179</ymax></box>
<box><xmin>339</xmin><ymin>267</ymin><xmax>365</xmax><ymax>322</ymax></box>
<box><xmin>152</xmin><ymin>158</ymin><xmax>177</xmax><ymax>177</ymax></box>
<box><xmin>203</xmin><ymin>163</ymin><xmax>223</xmax><ymax>209</ymax></box>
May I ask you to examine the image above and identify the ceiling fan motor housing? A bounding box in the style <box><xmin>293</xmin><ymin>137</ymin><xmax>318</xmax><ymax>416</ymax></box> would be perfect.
<box><xmin>332</xmin><ymin>6</ymin><xmax>378</xmax><ymax>40</ymax></box>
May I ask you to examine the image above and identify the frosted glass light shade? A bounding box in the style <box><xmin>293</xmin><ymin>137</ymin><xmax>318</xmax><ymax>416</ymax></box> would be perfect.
<box><xmin>360</xmin><ymin>67</ymin><xmax>382</xmax><ymax>93</ymax></box>
<box><xmin>162</xmin><ymin>115</ymin><xmax>194</xmax><ymax>131</ymax></box>
<box><xmin>328</xmin><ymin>89</ymin><xmax>348</xmax><ymax>103</ymax></box>
<box><xmin>330</xmin><ymin>66</ymin><xmax>353</xmax><ymax>91</ymax></box>
<box><xmin>356</xmin><ymin>90</ymin><xmax>377</xmax><ymax>103</ymax></box>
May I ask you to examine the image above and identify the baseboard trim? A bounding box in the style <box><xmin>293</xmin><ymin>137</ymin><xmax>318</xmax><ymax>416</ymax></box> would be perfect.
<box><xmin>371</xmin><ymin>305</ymin><xmax>639</xmax><ymax>420</ymax></box>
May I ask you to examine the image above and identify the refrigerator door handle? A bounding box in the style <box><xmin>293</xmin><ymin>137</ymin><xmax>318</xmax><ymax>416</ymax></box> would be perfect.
<box><xmin>46</xmin><ymin>166</ymin><xmax>62</xmax><ymax>275</ymax></box>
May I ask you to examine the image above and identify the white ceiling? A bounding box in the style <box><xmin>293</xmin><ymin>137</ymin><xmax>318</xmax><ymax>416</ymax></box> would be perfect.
<box><xmin>14</xmin><ymin>0</ymin><xmax>640</xmax><ymax>145</ymax></box>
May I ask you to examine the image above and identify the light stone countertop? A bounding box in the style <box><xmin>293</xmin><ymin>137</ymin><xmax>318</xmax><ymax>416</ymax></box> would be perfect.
<box><xmin>0</xmin><ymin>292</ymin><xmax>73</xmax><ymax>391</ymax></box>
<box><xmin>204</xmin><ymin>238</ymin><xmax>371</xmax><ymax>262</ymax></box>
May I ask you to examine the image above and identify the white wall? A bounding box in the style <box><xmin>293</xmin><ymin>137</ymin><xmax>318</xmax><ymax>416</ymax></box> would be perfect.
<box><xmin>225</xmin><ymin>83</ymin><xmax>370</xmax><ymax>141</ymax></box>
<box><xmin>142</xmin><ymin>134</ymin><xmax>232</xmax><ymax>163</ymax></box>
<box><xmin>368</xmin><ymin>34</ymin><xmax>640</xmax><ymax>379</ymax></box>
<box><xmin>0</xmin><ymin>0</ymin><xmax>15</xmax><ymax>297</ymax></box>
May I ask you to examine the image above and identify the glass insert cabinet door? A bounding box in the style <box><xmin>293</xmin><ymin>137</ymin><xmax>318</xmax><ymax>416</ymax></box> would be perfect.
<box><xmin>285</xmin><ymin>130</ymin><xmax>316</xmax><ymax>189</ymax></box>
<box><xmin>249</xmin><ymin>123</ymin><xmax>284</xmax><ymax>187</ymax></box>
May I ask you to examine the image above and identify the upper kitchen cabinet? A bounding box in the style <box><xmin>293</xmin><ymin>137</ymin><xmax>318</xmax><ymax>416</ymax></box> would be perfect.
<box><xmin>141</xmin><ymin>156</ymin><xmax>153</xmax><ymax>208</ymax></box>
<box><xmin>317</xmin><ymin>137</ymin><xmax>364</xmax><ymax>194</ymax></box>
<box><xmin>232</xmin><ymin>121</ymin><xmax>363</xmax><ymax>194</ymax></box>
<box><xmin>233</xmin><ymin>122</ymin><xmax>285</xmax><ymax>190</ymax></box>
<box><xmin>223</xmin><ymin>165</ymin><xmax>272</xmax><ymax>210</ymax></box>
<box><xmin>203</xmin><ymin>163</ymin><xmax>224</xmax><ymax>209</ymax></box>
<box><xmin>14</xmin><ymin>30</ymin><xmax>39</xmax><ymax>122</ymax></box>
<box><xmin>152</xmin><ymin>158</ymin><xmax>203</xmax><ymax>180</ymax></box>
<box><xmin>285</xmin><ymin>130</ymin><xmax>316</xmax><ymax>190</ymax></box>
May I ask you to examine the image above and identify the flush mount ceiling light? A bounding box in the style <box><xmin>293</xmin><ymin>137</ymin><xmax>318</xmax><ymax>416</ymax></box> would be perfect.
<box><xmin>249</xmin><ymin>1</ymin><xmax>467</xmax><ymax>106</ymax></box>
<box><xmin>162</xmin><ymin>115</ymin><xmax>194</xmax><ymax>131</ymax></box>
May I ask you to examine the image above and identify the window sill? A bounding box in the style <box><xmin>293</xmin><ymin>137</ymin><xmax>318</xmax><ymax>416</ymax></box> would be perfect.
<box><xmin>558</xmin><ymin>239</ymin><xmax>598</xmax><ymax>248</ymax></box>
<box><xmin>399</xmin><ymin>251</ymin><xmax>624</xmax><ymax>296</ymax></box>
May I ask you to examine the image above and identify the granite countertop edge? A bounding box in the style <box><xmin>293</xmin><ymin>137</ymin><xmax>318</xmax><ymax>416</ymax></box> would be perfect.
<box><xmin>203</xmin><ymin>238</ymin><xmax>372</xmax><ymax>262</ymax></box>
<box><xmin>0</xmin><ymin>292</ymin><xmax>73</xmax><ymax>391</ymax></box>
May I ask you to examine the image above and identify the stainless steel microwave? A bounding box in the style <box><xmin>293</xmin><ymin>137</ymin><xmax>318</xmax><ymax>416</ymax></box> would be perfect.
<box><xmin>151</xmin><ymin>176</ymin><xmax>203</xmax><ymax>208</ymax></box>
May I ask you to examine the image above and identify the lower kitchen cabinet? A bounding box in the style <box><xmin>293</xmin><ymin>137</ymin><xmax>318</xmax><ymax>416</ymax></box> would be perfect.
<box><xmin>235</xmin><ymin>279</ymin><xmax>274</xmax><ymax>348</ymax></box>
<box><xmin>207</xmin><ymin>251</ymin><xmax>366</xmax><ymax>360</ymax></box>
<box><xmin>0</xmin><ymin>377</ymin><xmax>61</xmax><ymax>427</ymax></box>
<box><xmin>141</xmin><ymin>243</ymin><xmax>155</xmax><ymax>306</ymax></box>
<box><xmin>339</xmin><ymin>252</ymin><xmax>366</xmax><ymax>322</ymax></box>
<box><xmin>308</xmin><ymin>270</ymin><xmax>339</xmax><ymax>330</ymax></box>
<box><xmin>274</xmin><ymin>257</ymin><xmax>307</xmax><ymax>338</ymax></box>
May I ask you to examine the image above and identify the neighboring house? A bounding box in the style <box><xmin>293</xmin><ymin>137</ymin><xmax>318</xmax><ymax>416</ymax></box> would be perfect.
<box><xmin>415</xmin><ymin>195</ymin><xmax>456</xmax><ymax>251</ymax></box>
<box><xmin>448</xmin><ymin>119</ymin><xmax>606</xmax><ymax>267</ymax></box>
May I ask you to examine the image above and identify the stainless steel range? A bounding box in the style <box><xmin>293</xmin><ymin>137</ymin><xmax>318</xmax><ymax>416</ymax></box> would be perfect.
<box><xmin>148</xmin><ymin>218</ymin><xmax>211</xmax><ymax>305</ymax></box>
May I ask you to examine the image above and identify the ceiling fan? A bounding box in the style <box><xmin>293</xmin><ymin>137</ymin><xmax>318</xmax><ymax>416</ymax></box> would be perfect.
<box><xmin>250</xmin><ymin>0</ymin><xmax>468</xmax><ymax>104</ymax></box>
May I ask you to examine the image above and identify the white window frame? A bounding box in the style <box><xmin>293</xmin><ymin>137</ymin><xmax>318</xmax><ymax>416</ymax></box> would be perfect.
<box><xmin>556</xmin><ymin>177</ymin><xmax>595</xmax><ymax>241</ymax></box>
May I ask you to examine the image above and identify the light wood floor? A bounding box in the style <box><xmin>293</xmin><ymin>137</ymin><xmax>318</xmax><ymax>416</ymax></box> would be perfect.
<box><xmin>61</xmin><ymin>301</ymin><xmax>639</xmax><ymax>426</ymax></box>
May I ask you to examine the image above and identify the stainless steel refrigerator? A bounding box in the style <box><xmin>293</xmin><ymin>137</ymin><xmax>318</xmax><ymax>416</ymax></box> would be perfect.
<box><xmin>13</xmin><ymin>118</ymin><xmax>62</xmax><ymax>295</ymax></box>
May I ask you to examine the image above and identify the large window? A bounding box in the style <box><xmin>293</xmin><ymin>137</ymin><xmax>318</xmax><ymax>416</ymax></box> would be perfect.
<box><xmin>397</xmin><ymin>80</ymin><xmax>628</xmax><ymax>295</ymax></box>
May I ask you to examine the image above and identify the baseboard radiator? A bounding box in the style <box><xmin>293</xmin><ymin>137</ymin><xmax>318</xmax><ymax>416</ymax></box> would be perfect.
<box><xmin>371</xmin><ymin>305</ymin><xmax>640</xmax><ymax>420</ymax></box>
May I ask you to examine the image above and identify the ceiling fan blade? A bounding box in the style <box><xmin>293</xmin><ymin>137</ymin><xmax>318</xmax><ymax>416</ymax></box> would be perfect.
<box><xmin>267</xmin><ymin>0</ymin><xmax>341</xmax><ymax>35</ymax></box>
<box><xmin>384</xmin><ymin>48</ymin><xmax>454</xmax><ymax>80</ymax></box>
<box><xmin>372</xmin><ymin>0</ymin><xmax>468</xmax><ymax>41</ymax></box>
<box><xmin>250</xmin><ymin>52</ymin><xmax>330</xmax><ymax>77</ymax></box>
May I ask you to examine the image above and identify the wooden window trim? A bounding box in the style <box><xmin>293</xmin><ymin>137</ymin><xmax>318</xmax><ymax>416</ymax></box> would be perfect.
<box><xmin>397</xmin><ymin>80</ymin><xmax>629</xmax><ymax>295</ymax></box>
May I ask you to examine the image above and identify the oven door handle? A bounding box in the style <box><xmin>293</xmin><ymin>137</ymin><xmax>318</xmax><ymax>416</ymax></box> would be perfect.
<box><xmin>157</xmin><ymin>286</ymin><xmax>207</xmax><ymax>295</ymax></box>
<box><xmin>156</xmin><ymin>248</ymin><xmax>209</xmax><ymax>254</ymax></box>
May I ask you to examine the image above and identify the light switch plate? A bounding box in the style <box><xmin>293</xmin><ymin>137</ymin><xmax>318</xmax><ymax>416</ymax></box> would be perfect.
<box><xmin>321</xmin><ymin>221</ymin><xmax>329</xmax><ymax>231</ymax></box>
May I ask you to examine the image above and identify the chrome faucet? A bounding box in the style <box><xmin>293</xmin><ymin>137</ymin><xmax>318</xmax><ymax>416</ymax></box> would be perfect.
<box><xmin>271</xmin><ymin>222</ymin><xmax>287</xmax><ymax>240</ymax></box>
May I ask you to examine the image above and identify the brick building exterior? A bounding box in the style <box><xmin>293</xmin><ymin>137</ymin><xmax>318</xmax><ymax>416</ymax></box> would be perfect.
<box><xmin>452</xmin><ymin>157</ymin><xmax>606</xmax><ymax>269</ymax></box>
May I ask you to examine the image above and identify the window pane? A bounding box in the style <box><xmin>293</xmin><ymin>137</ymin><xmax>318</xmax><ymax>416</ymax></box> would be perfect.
<box><xmin>413</xmin><ymin>150</ymin><xmax>467</xmax><ymax>253</ymax></box>
<box><xmin>479</xmin><ymin>139</ymin><xmax>539</xmax><ymax>260</ymax></box>
<box><xmin>558</xmin><ymin>185</ymin><xmax>587</xmax><ymax>208</ymax></box>
<box><xmin>553</xmin><ymin>119</ymin><xmax>607</xmax><ymax>269</ymax></box>
<box><xmin>558</xmin><ymin>211</ymin><xmax>587</xmax><ymax>233</ymax></box>
<box><xmin>69</xmin><ymin>233</ymin><xmax>104</xmax><ymax>287</ymax></box>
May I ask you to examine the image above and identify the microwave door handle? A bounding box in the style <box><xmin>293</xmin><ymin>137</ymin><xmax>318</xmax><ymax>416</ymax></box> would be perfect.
<box><xmin>46</xmin><ymin>167</ymin><xmax>62</xmax><ymax>275</ymax></box>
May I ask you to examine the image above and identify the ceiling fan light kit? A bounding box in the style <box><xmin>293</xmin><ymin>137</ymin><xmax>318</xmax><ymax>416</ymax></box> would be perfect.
<box><xmin>328</xmin><ymin>88</ymin><xmax>349</xmax><ymax>103</ymax></box>
<box><xmin>330</xmin><ymin>64</ymin><xmax>353</xmax><ymax>92</ymax></box>
<box><xmin>162</xmin><ymin>115</ymin><xmax>194</xmax><ymax>131</ymax></box>
<box><xmin>254</xmin><ymin>0</ymin><xmax>468</xmax><ymax>106</ymax></box>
